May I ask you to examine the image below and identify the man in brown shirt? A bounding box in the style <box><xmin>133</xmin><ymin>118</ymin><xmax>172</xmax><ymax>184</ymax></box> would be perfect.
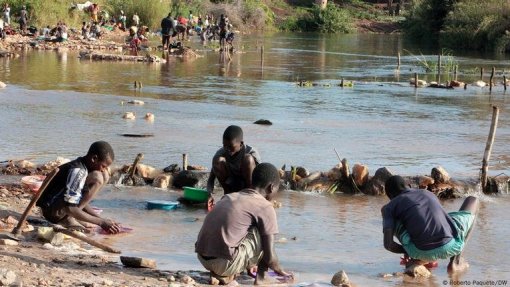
<box><xmin>196</xmin><ymin>163</ymin><xmax>291</xmax><ymax>285</ymax></box>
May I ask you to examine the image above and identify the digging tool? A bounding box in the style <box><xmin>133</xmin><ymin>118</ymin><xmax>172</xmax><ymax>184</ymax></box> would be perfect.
<box><xmin>10</xmin><ymin>168</ymin><xmax>59</xmax><ymax>240</ymax></box>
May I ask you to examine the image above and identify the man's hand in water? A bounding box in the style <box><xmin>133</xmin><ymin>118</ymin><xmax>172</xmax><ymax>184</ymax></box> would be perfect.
<box><xmin>100</xmin><ymin>219</ymin><xmax>121</xmax><ymax>234</ymax></box>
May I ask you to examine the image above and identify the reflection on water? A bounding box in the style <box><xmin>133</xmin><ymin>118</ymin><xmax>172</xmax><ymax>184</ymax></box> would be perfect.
<box><xmin>94</xmin><ymin>186</ymin><xmax>510</xmax><ymax>286</ymax></box>
<box><xmin>0</xmin><ymin>33</ymin><xmax>509</xmax><ymax>177</ymax></box>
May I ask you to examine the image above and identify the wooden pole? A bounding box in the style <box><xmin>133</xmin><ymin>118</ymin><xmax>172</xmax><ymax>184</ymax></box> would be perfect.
<box><xmin>414</xmin><ymin>73</ymin><xmax>418</xmax><ymax>88</ymax></box>
<box><xmin>12</xmin><ymin>168</ymin><xmax>59</xmax><ymax>237</ymax></box>
<box><xmin>53</xmin><ymin>226</ymin><xmax>121</xmax><ymax>254</ymax></box>
<box><xmin>454</xmin><ymin>65</ymin><xmax>458</xmax><ymax>81</ymax></box>
<box><xmin>397</xmin><ymin>52</ymin><xmax>401</xmax><ymax>69</ymax></box>
<box><xmin>504</xmin><ymin>75</ymin><xmax>507</xmax><ymax>91</ymax></box>
<box><xmin>123</xmin><ymin>153</ymin><xmax>143</xmax><ymax>185</ymax></box>
<box><xmin>437</xmin><ymin>54</ymin><xmax>441</xmax><ymax>83</ymax></box>
<box><xmin>182</xmin><ymin>153</ymin><xmax>188</xmax><ymax>171</ymax></box>
<box><xmin>480</xmin><ymin>67</ymin><xmax>484</xmax><ymax>81</ymax></box>
<box><xmin>490</xmin><ymin>67</ymin><xmax>495</xmax><ymax>93</ymax></box>
<box><xmin>260</xmin><ymin>45</ymin><xmax>264</xmax><ymax>68</ymax></box>
<box><xmin>481</xmin><ymin>106</ymin><xmax>499</xmax><ymax>193</ymax></box>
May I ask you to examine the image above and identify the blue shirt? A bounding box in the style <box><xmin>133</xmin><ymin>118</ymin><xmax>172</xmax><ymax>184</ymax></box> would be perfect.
<box><xmin>382</xmin><ymin>189</ymin><xmax>456</xmax><ymax>250</ymax></box>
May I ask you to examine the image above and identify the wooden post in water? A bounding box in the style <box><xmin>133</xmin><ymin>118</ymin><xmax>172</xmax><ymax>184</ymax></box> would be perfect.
<box><xmin>504</xmin><ymin>75</ymin><xmax>507</xmax><ymax>91</ymax></box>
<box><xmin>260</xmin><ymin>46</ymin><xmax>264</xmax><ymax>69</ymax></box>
<box><xmin>436</xmin><ymin>54</ymin><xmax>442</xmax><ymax>83</ymax></box>
<box><xmin>454</xmin><ymin>65</ymin><xmax>458</xmax><ymax>81</ymax></box>
<box><xmin>480</xmin><ymin>106</ymin><xmax>499</xmax><ymax>193</ymax></box>
<box><xmin>414</xmin><ymin>73</ymin><xmax>418</xmax><ymax>88</ymax></box>
<box><xmin>397</xmin><ymin>52</ymin><xmax>401</xmax><ymax>70</ymax></box>
<box><xmin>182</xmin><ymin>153</ymin><xmax>188</xmax><ymax>171</ymax></box>
<box><xmin>489</xmin><ymin>67</ymin><xmax>495</xmax><ymax>93</ymax></box>
<box><xmin>480</xmin><ymin>67</ymin><xmax>484</xmax><ymax>81</ymax></box>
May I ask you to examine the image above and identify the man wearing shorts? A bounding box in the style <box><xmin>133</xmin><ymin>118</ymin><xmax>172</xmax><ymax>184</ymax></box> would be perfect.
<box><xmin>382</xmin><ymin>175</ymin><xmax>478</xmax><ymax>273</ymax></box>
<box><xmin>196</xmin><ymin>163</ymin><xmax>291</xmax><ymax>285</ymax></box>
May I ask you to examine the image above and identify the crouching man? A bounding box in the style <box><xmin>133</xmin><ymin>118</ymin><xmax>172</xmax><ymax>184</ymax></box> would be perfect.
<box><xmin>36</xmin><ymin>141</ymin><xmax>120</xmax><ymax>234</ymax></box>
<box><xmin>382</xmin><ymin>175</ymin><xmax>478</xmax><ymax>273</ymax></box>
<box><xmin>196</xmin><ymin>163</ymin><xmax>292</xmax><ymax>285</ymax></box>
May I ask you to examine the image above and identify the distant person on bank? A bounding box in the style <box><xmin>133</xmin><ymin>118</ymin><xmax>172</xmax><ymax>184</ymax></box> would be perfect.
<box><xmin>206</xmin><ymin>125</ymin><xmax>260</xmax><ymax>206</ymax></box>
<box><xmin>196</xmin><ymin>163</ymin><xmax>292</xmax><ymax>285</ymax></box>
<box><xmin>36</xmin><ymin>141</ymin><xmax>120</xmax><ymax>234</ymax></box>
<box><xmin>382</xmin><ymin>175</ymin><xmax>478</xmax><ymax>272</ymax></box>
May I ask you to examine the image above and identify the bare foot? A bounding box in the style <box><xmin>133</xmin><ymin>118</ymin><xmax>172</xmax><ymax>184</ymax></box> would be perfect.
<box><xmin>448</xmin><ymin>256</ymin><xmax>470</xmax><ymax>273</ymax></box>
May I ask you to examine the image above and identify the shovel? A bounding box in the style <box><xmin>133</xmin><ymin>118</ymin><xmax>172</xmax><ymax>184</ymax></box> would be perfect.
<box><xmin>3</xmin><ymin>168</ymin><xmax>59</xmax><ymax>241</ymax></box>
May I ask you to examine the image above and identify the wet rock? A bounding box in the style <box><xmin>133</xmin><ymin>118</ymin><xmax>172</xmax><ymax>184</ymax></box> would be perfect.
<box><xmin>152</xmin><ymin>174</ymin><xmax>173</xmax><ymax>189</ymax></box>
<box><xmin>180</xmin><ymin>275</ymin><xmax>195</xmax><ymax>285</ymax></box>
<box><xmin>37</xmin><ymin>227</ymin><xmax>65</xmax><ymax>246</ymax></box>
<box><xmin>0</xmin><ymin>269</ymin><xmax>17</xmax><ymax>286</ymax></box>
<box><xmin>0</xmin><ymin>82</ymin><xmax>6</xmax><ymax>89</ymax></box>
<box><xmin>122</xmin><ymin>111</ymin><xmax>136</xmax><ymax>120</ymax></box>
<box><xmin>4</xmin><ymin>216</ymin><xmax>18</xmax><ymax>225</ymax></box>
<box><xmin>431</xmin><ymin>166</ymin><xmax>450</xmax><ymax>184</ymax></box>
<box><xmin>253</xmin><ymin>119</ymin><xmax>272</xmax><ymax>125</ymax></box>
<box><xmin>173</xmin><ymin>170</ymin><xmax>209</xmax><ymax>189</ymax></box>
<box><xmin>363</xmin><ymin>167</ymin><xmax>393</xmax><ymax>195</ymax></box>
<box><xmin>0</xmin><ymin>239</ymin><xmax>18</xmax><ymax>246</ymax></box>
<box><xmin>163</xmin><ymin>164</ymin><xmax>181</xmax><ymax>173</ymax></box>
<box><xmin>13</xmin><ymin>159</ymin><xmax>36</xmax><ymax>169</ymax></box>
<box><xmin>418</xmin><ymin>176</ymin><xmax>434</xmax><ymax>189</ymax></box>
<box><xmin>352</xmin><ymin>164</ymin><xmax>369</xmax><ymax>188</ymax></box>
<box><xmin>120</xmin><ymin>256</ymin><xmax>157</xmax><ymax>269</ymax></box>
<box><xmin>187</xmin><ymin>165</ymin><xmax>208</xmax><ymax>171</ymax></box>
<box><xmin>136</xmin><ymin>163</ymin><xmax>161</xmax><ymax>179</ymax></box>
<box><xmin>296</xmin><ymin>166</ymin><xmax>309</xmax><ymax>178</ymax></box>
<box><xmin>404</xmin><ymin>264</ymin><xmax>431</xmax><ymax>278</ymax></box>
<box><xmin>38</xmin><ymin>157</ymin><xmax>70</xmax><ymax>172</ymax></box>
<box><xmin>327</xmin><ymin>164</ymin><xmax>343</xmax><ymax>181</ymax></box>
<box><xmin>331</xmin><ymin>270</ymin><xmax>350</xmax><ymax>287</ymax></box>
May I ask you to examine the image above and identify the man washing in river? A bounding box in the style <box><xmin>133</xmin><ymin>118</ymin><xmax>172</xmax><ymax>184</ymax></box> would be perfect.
<box><xmin>36</xmin><ymin>141</ymin><xmax>120</xmax><ymax>234</ymax></box>
<box><xmin>382</xmin><ymin>175</ymin><xmax>478</xmax><ymax>273</ymax></box>
<box><xmin>206</xmin><ymin>125</ymin><xmax>260</xmax><ymax>205</ymax></box>
<box><xmin>196</xmin><ymin>163</ymin><xmax>292</xmax><ymax>285</ymax></box>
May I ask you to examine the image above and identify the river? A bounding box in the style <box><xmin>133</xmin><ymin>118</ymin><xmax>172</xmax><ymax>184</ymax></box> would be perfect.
<box><xmin>0</xmin><ymin>33</ymin><xmax>509</xmax><ymax>286</ymax></box>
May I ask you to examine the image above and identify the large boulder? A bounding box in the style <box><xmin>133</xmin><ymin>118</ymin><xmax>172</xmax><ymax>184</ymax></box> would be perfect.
<box><xmin>136</xmin><ymin>164</ymin><xmax>161</xmax><ymax>179</ymax></box>
<box><xmin>431</xmin><ymin>166</ymin><xmax>450</xmax><ymax>184</ymax></box>
<box><xmin>362</xmin><ymin>167</ymin><xmax>393</xmax><ymax>195</ymax></box>
<box><xmin>173</xmin><ymin>171</ymin><xmax>209</xmax><ymax>189</ymax></box>
<box><xmin>352</xmin><ymin>164</ymin><xmax>369</xmax><ymax>188</ymax></box>
<box><xmin>418</xmin><ymin>176</ymin><xmax>435</xmax><ymax>189</ymax></box>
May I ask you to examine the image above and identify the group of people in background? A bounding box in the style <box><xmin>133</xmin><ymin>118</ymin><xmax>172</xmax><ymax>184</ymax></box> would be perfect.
<box><xmin>161</xmin><ymin>10</ymin><xmax>234</xmax><ymax>52</ymax></box>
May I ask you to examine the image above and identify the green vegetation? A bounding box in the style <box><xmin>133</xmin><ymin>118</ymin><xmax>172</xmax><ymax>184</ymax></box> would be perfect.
<box><xmin>404</xmin><ymin>0</ymin><xmax>510</xmax><ymax>53</ymax></box>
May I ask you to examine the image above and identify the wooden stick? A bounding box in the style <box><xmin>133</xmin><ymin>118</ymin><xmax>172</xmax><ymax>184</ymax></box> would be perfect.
<box><xmin>480</xmin><ymin>67</ymin><xmax>484</xmax><ymax>81</ymax></box>
<box><xmin>481</xmin><ymin>106</ymin><xmax>499</xmax><ymax>193</ymax></box>
<box><xmin>489</xmin><ymin>67</ymin><xmax>495</xmax><ymax>93</ymax></box>
<box><xmin>129</xmin><ymin>153</ymin><xmax>143</xmax><ymax>178</ymax></box>
<box><xmin>12</xmin><ymin>168</ymin><xmax>59</xmax><ymax>237</ymax></box>
<box><xmin>504</xmin><ymin>75</ymin><xmax>507</xmax><ymax>91</ymax></box>
<box><xmin>333</xmin><ymin>148</ymin><xmax>342</xmax><ymax>163</ymax></box>
<box><xmin>397</xmin><ymin>52</ymin><xmax>400</xmax><ymax>69</ymax></box>
<box><xmin>53</xmin><ymin>226</ymin><xmax>121</xmax><ymax>254</ymax></box>
<box><xmin>454</xmin><ymin>65</ymin><xmax>458</xmax><ymax>81</ymax></box>
<box><xmin>414</xmin><ymin>73</ymin><xmax>418</xmax><ymax>88</ymax></box>
<box><xmin>182</xmin><ymin>153</ymin><xmax>188</xmax><ymax>171</ymax></box>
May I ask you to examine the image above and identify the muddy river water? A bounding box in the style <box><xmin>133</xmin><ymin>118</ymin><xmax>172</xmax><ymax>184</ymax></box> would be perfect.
<box><xmin>0</xmin><ymin>33</ymin><xmax>509</xmax><ymax>285</ymax></box>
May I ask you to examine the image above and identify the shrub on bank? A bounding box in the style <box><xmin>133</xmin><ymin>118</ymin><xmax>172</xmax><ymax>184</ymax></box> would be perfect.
<box><xmin>279</xmin><ymin>4</ymin><xmax>354</xmax><ymax>33</ymax></box>
<box><xmin>440</xmin><ymin>1</ymin><xmax>510</xmax><ymax>53</ymax></box>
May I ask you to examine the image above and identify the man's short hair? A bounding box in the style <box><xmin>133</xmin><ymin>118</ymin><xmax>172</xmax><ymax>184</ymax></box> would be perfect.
<box><xmin>223</xmin><ymin>125</ymin><xmax>243</xmax><ymax>141</ymax></box>
<box><xmin>87</xmin><ymin>141</ymin><xmax>114</xmax><ymax>161</ymax></box>
<box><xmin>385</xmin><ymin>175</ymin><xmax>407</xmax><ymax>199</ymax></box>
<box><xmin>252</xmin><ymin>163</ymin><xmax>280</xmax><ymax>189</ymax></box>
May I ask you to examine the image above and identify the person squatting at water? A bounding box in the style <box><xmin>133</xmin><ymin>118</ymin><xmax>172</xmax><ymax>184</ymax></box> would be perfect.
<box><xmin>207</xmin><ymin>125</ymin><xmax>260</xmax><ymax>206</ymax></box>
<box><xmin>196</xmin><ymin>163</ymin><xmax>293</xmax><ymax>285</ymax></box>
<box><xmin>382</xmin><ymin>175</ymin><xmax>479</xmax><ymax>273</ymax></box>
<box><xmin>36</xmin><ymin>141</ymin><xmax>121</xmax><ymax>234</ymax></box>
